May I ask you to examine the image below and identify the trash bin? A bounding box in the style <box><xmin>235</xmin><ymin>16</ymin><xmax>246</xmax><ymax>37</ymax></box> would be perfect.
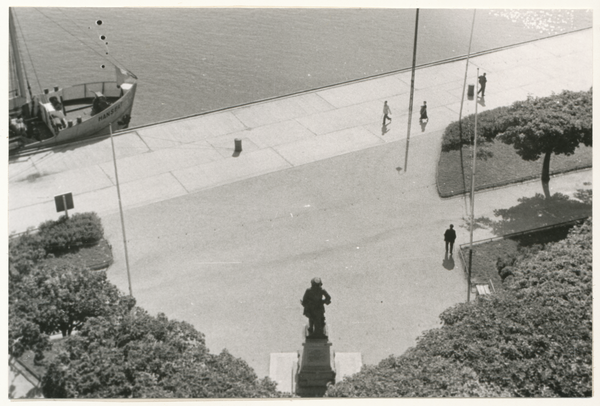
<box><xmin>467</xmin><ymin>84</ymin><xmax>475</xmax><ymax>98</ymax></box>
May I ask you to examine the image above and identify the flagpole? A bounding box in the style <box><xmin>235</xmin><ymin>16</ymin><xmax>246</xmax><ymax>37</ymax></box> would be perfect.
<box><xmin>403</xmin><ymin>8</ymin><xmax>419</xmax><ymax>172</ymax></box>
<box><xmin>467</xmin><ymin>68</ymin><xmax>479</xmax><ymax>303</ymax></box>
<box><xmin>109</xmin><ymin>123</ymin><xmax>133</xmax><ymax>297</ymax></box>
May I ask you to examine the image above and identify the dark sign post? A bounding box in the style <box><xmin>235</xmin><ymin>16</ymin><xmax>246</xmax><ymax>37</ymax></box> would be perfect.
<box><xmin>54</xmin><ymin>192</ymin><xmax>74</xmax><ymax>218</ymax></box>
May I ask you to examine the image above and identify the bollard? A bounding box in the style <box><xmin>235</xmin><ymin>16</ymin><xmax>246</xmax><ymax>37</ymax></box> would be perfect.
<box><xmin>467</xmin><ymin>84</ymin><xmax>475</xmax><ymax>99</ymax></box>
<box><xmin>54</xmin><ymin>86</ymin><xmax>59</xmax><ymax>92</ymax></box>
<box><xmin>43</xmin><ymin>89</ymin><xmax>49</xmax><ymax>94</ymax></box>
<box><xmin>77</xmin><ymin>116</ymin><xmax>83</xmax><ymax>124</ymax></box>
<box><xmin>234</xmin><ymin>138</ymin><xmax>242</xmax><ymax>153</ymax></box>
<box><xmin>68</xmin><ymin>120</ymin><xmax>73</xmax><ymax>128</ymax></box>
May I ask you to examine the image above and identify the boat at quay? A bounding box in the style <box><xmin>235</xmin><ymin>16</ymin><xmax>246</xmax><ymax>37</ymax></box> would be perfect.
<box><xmin>8</xmin><ymin>8</ymin><xmax>137</xmax><ymax>155</ymax></box>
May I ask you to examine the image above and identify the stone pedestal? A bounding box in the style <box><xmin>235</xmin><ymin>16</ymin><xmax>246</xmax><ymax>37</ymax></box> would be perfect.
<box><xmin>296</xmin><ymin>325</ymin><xmax>336</xmax><ymax>397</ymax></box>
<box><xmin>269</xmin><ymin>323</ymin><xmax>363</xmax><ymax>397</ymax></box>
<box><xmin>268</xmin><ymin>352</ymin><xmax>299</xmax><ymax>394</ymax></box>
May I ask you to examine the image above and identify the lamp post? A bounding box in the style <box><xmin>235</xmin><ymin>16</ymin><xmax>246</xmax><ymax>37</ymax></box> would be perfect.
<box><xmin>467</xmin><ymin>68</ymin><xmax>480</xmax><ymax>303</ymax></box>
<box><xmin>403</xmin><ymin>8</ymin><xmax>419</xmax><ymax>172</ymax></box>
<box><xmin>109</xmin><ymin>123</ymin><xmax>133</xmax><ymax>298</ymax></box>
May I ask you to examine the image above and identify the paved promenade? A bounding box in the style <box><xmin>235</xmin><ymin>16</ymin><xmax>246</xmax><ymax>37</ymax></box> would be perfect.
<box><xmin>7</xmin><ymin>30</ymin><xmax>592</xmax><ymax>380</ymax></box>
<box><xmin>8</xmin><ymin>29</ymin><xmax>591</xmax><ymax>234</ymax></box>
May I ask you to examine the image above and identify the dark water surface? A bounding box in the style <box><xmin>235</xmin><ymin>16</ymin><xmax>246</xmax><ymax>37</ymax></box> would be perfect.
<box><xmin>13</xmin><ymin>8</ymin><xmax>591</xmax><ymax>128</ymax></box>
<box><xmin>12</xmin><ymin>8</ymin><xmax>592</xmax><ymax>126</ymax></box>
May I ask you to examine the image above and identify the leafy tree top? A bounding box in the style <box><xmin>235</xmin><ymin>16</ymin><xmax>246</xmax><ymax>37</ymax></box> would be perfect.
<box><xmin>494</xmin><ymin>89</ymin><xmax>592</xmax><ymax>161</ymax></box>
<box><xmin>41</xmin><ymin>311</ymin><xmax>282</xmax><ymax>398</ymax></box>
<box><xmin>326</xmin><ymin>219</ymin><xmax>592</xmax><ymax>398</ymax></box>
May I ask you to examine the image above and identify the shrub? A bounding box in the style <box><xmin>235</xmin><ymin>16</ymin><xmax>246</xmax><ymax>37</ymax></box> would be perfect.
<box><xmin>41</xmin><ymin>311</ymin><xmax>283</xmax><ymax>398</ymax></box>
<box><xmin>441</xmin><ymin>106</ymin><xmax>509</xmax><ymax>152</ymax></box>
<box><xmin>327</xmin><ymin>219</ymin><xmax>592</xmax><ymax>397</ymax></box>
<box><xmin>38</xmin><ymin>212</ymin><xmax>104</xmax><ymax>254</ymax></box>
<box><xmin>9</xmin><ymin>232</ymin><xmax>46</xmax><ymax>281</ymax></box>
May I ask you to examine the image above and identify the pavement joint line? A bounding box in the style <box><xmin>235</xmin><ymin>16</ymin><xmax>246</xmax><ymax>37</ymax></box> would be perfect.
<box><xmin>170</xmin><ymin>171</ymin><xmax>191</xmax><ymax>195</ymax></box>
<box><xmin>269</xmin><ymin>147</ymin><xmax>296</xmax><ymax>168</ymax></box>
<box><xmin>131</xmin><ymin>130</ymin><xmax>150</xmax><ymax>152</ymax></box>
<box><xmin>99</xmin><ymin>164</ymin><xmax>117</xmax><ymax>187</ymax></box>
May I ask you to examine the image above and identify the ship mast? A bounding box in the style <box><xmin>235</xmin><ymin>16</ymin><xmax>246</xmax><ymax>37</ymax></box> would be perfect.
<box><xmin>9</xmin><ymin>8</ymin><xmax>32</xmax><ymax>116</ymax></box>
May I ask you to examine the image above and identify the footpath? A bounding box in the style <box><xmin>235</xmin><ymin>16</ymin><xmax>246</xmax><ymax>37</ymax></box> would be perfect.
<box><xmin>7</xmin><ymin>29</ymin><xmax>593</xmax><ymax>381</ymax></box>
<box><xmin>8</xmin><ymin>29</ymin><xmax>592</xmax><ymax>235</ymax></box>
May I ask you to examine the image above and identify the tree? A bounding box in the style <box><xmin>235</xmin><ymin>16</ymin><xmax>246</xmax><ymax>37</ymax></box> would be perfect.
<box><xmin>41</xmin><ymin>311</ymin><xmax>283</xmax><ymax>398</ymax></box>
<box><xmin>9</xmin><ymin>231</ymin><xmax>46</xmax><ymax>282</ymax></box>
<box><xmin>9</xmin><ymin>263</ymin><xmax>129</xmax><ymax>363</ymax></box>
<box><xmin>326</xmin><ymin>219</ymin><xmax>592</xmax><ymax>397</ymax></box>
<box><xmin>490</xmin><ymin>89</ymin><xmax>592</xmax><ymax>198</ymax></box>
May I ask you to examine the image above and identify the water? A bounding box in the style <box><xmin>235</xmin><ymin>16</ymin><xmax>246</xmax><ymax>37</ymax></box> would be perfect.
<box><xmin>12</xmin><ymin>8</ymin><xmax>592</xmax><ymax>128</ymax></box>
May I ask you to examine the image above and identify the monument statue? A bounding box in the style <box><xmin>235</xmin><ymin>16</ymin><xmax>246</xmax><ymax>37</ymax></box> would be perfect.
<box><xmin>301</xmin><ymin>278</ymin><xmax>331</xmax><ymax>338</ymax></box>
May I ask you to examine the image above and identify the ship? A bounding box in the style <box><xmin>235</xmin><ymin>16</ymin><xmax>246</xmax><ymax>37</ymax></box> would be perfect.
<box><xmin>8</xmin><ymin>8</ymin><xmax>138</xmax><ymax>155</ymax></box>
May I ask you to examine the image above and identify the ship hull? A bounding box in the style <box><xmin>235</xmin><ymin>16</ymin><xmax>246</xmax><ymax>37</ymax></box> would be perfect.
<box><xmin>10</xmin><ymin>80</ymin><xmax>137</xmax><ymax>154</ymax></box>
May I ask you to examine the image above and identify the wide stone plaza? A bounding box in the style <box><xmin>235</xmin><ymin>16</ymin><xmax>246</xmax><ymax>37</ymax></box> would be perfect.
<box><xmin>8</xmin><ymin>29</ymin><xmax>592</xmax><ymax>380</ymax></box>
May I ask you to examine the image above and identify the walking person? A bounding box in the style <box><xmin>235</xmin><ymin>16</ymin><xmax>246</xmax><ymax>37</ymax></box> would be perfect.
<box><xmin>419</xmin><ymin>101</ymin><xmax>428</xmax><ymax>122</ymax></box>
<box><xmin>444</xmin><ymin>224</ymin><xmax>457</xmax><ymax>254</ymax></box>
<box><xmin>382</xmin><ymin>101</ymin><xmax>392</xmax><ymax>125</ymax></box>
<box><xmin>477</xmin><ymin>72</ymin><xmax>487</xmax><ymax>97</ymax></box>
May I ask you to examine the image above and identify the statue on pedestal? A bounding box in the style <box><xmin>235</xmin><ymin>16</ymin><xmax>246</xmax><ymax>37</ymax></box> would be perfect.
<box><xmin>301</xmin><ymin>278</ymin><xmax>331</xmax><ymax>338</ymax></box>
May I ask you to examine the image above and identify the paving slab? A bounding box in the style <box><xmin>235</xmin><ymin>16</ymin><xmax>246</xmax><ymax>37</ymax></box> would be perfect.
<box><xmin>244</xmin><ymin>119</ymin><xmax>317</xmax><ymax>149</ymax></box>
<box><xmin>273</xmin><ymin>126</ymin><xmax>383</xmax><ymax>167</ymax></box>
<box><xmin>315</xmin><ymin>75</ymin><xmax>408</xmax><ymax>108</ymax></box>
<box><xmin>9</xmin><ymin>165</ymin><xmax>113</xmax><ymax>211</ymax></box>
<box><xmin>205</xmin><ymin>132</ymin><xmax>261</xmax><ymax>158</ymax></box>
<box><xmin>411</xmin><ymin>62</ymin><xmax>466</xmax><ymax>89</ymax></box>
<box><xmin>171</xmin><ymin>148</ymin><xmax>292</xmax><ymax>192</ymax></box>
<box><xmin>98</xmin><ymin>141</ymin><xmax>224</xmax><ymax>184</ymax></box>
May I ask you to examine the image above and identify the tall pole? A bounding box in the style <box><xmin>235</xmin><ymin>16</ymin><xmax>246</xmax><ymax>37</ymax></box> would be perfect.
<box><xmin>467</xmin><ymin>68</ymin><xmax>480</xmax><ymax>303</ymax></box>
<box><xmin>458</xmin><ymin>10</ymin><xmax>477</xmax><ymax>125</ymax></box>
<box><xmin>403</xmin><ymin>8</ymin><xmax>419</xmax><ymax>172</ymax></box>
<box><xmin>110</xmin><ymin>124</ymin><xmax>133</xmax><ymax>297</ymax></box>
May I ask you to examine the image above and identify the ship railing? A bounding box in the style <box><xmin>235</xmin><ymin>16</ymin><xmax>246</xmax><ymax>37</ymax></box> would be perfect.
<box><xmin>59</xmin><ymin>81</ymin><xmax>124</xmax><ymax>103</ymax></box>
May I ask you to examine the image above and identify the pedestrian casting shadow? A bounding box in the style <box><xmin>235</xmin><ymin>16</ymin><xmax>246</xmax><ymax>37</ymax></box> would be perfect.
<box><xmin>420</xmin><ymin>118</ymin><xmax>428</xmax><ymax>132</ymax></box>
<box><xmin>381</xmin><ymin>122</ymin><xmax>390</xmax><ymax>136</ymax></box>
<box><xmin>462</xmin><ymin>190</ymin><xmax>592</xmax><ymax>237</ymax></box>
<box><xmin>442</xmin><ymin>251</ymin><xmax>455</xmax><ymax>270</ymax></box>
<box><xmin>478</xmin><ymin>96</ymin><xmax>486</xmax><ymax>107</ymax></box>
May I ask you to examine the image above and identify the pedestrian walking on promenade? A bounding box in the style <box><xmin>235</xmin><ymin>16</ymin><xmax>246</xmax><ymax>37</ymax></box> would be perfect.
<box><xmin>419</xmin><ymin>101</ymin><xmax>428</xmax><ymax>122</ymax></box>
<box><xmin>477</xmin><ymin>72</ymin><xmax>487</xmax><ymax>97</ymax></box>
<box><xmin>444</xmin><ymin>224</ymin><xmax>456</xmax><ymax>254</ymax></box>
<box><xmin>382</xmin><ymin>101</ymin><xmax>392</xmax><ymax>125</ymax></box>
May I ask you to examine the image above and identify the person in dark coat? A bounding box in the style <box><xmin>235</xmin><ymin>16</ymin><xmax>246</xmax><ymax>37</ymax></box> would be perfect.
<box><xmin>419</xmin><ymin>101</ymin><xmax>428</xmax><ymax>122</ymax></box>
<box><xmin>301</xmin><ymin>278</ymin><xmax>332</xmax><ymax>338</ymax></box>
<box><xmin>444</xmin><ymin>224</ymin><xmax>457</xmax><ymax>253</ymax></box>
<box><xmin>477</xmin><ymin>72</ymin><xmax>487</xmax><ymax>97</ymax></box>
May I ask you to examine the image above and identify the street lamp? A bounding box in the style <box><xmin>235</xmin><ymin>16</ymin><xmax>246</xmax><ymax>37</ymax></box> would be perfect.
<box><xmin>109</xmin><ymin>123</ymin><xmax>133</xmax><ymax>298</ymax></box>
<box><xmin>467</xmin><ymin>68</ymin><xmax>480</xmax><ymax>303</ymax></box>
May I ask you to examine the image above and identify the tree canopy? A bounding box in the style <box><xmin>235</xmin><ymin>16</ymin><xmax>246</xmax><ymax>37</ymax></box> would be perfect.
<box><xmin>488</xmin><ymin>89</ymin><xmax>592</xmax><ymax>197</ymax></box>
<box><xmin>493</xmin><ymin>89</ymin><xmax>592</xmax><ymax>161</ymax></box>
<box><xmin>326</xmin><ymin>219</ymin><xmax>592</xmax><ymax>397</ymax></box>
<box><xmin>9</xmin><ymin>213</ymin><xmax>283</xmax><ymax>399</ymax></box>
<box><xmin>41</xmin><ymin>311</ymin><xmax>282</xmax><ymax>398</ymax></box>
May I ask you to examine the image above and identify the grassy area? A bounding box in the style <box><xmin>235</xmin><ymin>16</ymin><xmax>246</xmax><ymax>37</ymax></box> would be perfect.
<box><xmin>42</xmin><ymin>238</ymin><xmax>113</xmax><ymax>271</ymax></box>
<box><xmin>437</xmin><ymin>141</ymin><xmax>592</xmax><ymax>197</ymax></box>
<box><xmin>460</xmin><ymin>221</ymin><xmax>584</xmax><ymax>292</ymax></box>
